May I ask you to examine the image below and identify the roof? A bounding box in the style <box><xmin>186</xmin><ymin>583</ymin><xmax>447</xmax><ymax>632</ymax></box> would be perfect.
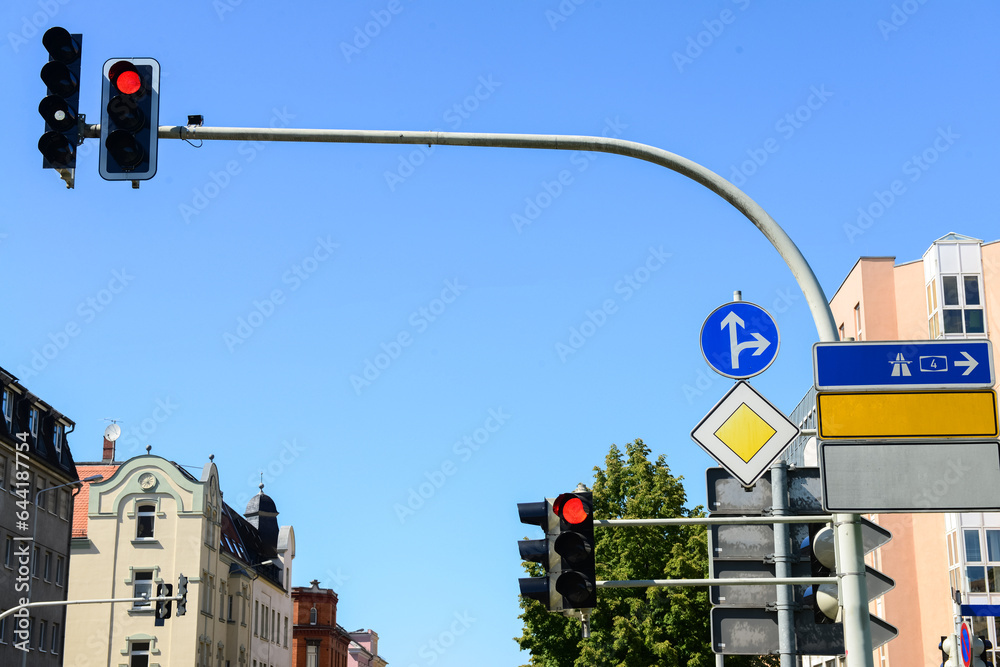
<box><xmin>0</xmin><ymin>367</ymin><xmax>79</xmax><ymax>482</ymax></box>
<box><xmin>72</xmin><ymin>464</ymin><xmax>121</xmax><ymax>538</ymax></box>
<box><xmin>933</xmin><ymin>231</ymin><xmax>982</xmax><ymax>243</ymax></box>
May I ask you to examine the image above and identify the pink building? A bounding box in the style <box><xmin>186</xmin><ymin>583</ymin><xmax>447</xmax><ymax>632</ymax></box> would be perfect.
<box><xmin>787</xmin><ymin>233</ymin><xmax>1000</xmax><ymax>667</ymax></box>
<box><xmin>347</xmin><ymin>629</ymin><xmax>387</xmax><ymax>667</ymax></box>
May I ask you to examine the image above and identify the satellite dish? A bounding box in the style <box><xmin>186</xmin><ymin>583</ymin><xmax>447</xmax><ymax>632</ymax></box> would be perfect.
<box><xmin>104</xmin><ymin>423</ymin><xmax>121</xmax><ymax>442</ymax></box>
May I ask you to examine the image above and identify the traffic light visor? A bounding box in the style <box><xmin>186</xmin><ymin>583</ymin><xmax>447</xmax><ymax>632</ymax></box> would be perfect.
<box><xmin>553</xmin><ymin>494</ymin><xmax>591</xmax><ymax>524</ymax></box>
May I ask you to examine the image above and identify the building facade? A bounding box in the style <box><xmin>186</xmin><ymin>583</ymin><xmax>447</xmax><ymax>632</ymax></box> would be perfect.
<box><xmin>291</xmin><ymin>580</ymin><xmax>350</xmax><ymax>667</ymax></box>
<box><xmin>0</xmin><ymin>367</ymin><xmax>79</xmax><ymax>666</ymax></box>
<box><xmin>786</xmin><ymin>233</ymin><xmax>999</xmax><ymax>667</ymax></box>
<box><xmin>64</xmin><ymin>437</ymin><xmax>295</xmax><ymax>667</ymax></box>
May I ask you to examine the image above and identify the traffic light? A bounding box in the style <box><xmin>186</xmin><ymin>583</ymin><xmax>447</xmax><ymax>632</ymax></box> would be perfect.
<box><xmin>517</xmin><ymin>489</ymin><xmax>597</xmax><ymax>613</ymax></box>
<box><xmin>975</xmin><ymin>636</ymin><xmax>994</xmax><ymax>667</ymax></box>
<box><xmin>551</xmin><ymin>491</ymin><xmax>597</xmax><ymax>610</ymax></box>
<box><xmin>940</xmin><ymin>634</ymin><xmax>958</xmax><ymax>667</ymax></box>
<box><xmin>176</xmin><ymin>574</ymin><xmax>188</xmax><ymax>616</ymax></box>
<box><xmin>517</xmin><ymin>499</ymin><xmax>555</xmax><ymax>610</ymax></box>
<box><xmin>99</xmin><ymin>57</ymin><xmax>160</xmax><ymax>183</ymax></box>
<box><xmin>156</xmin><ymin>582</ymin><xmax>173</xmax><ymax>619</ymax></box>
<box><xmin>38</xmin><ymin>27</ymin><xmax>82</xmax><ymax>188</ymax></box>
<box><xmin>801</xmin><ymin>523</ymin><xmax>839</xmax><ymax>623</ymax></box>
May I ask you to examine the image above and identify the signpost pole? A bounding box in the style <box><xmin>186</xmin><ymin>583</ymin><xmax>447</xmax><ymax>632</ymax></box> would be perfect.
<box><xmin>771</xmin><ymin>460</ymin><xmax>796</xmax><ymax>667</ymax></box>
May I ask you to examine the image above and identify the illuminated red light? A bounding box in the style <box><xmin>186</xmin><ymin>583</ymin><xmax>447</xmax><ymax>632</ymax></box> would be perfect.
<box><xmin>115</xmin><ymin>70</ymin><xmax>141</xmax><ymax>95</ymax></box>
<box><xmin>560</xmin><ymin>497</ymin><xmax>589</xmax><ymax>524</ymax></box>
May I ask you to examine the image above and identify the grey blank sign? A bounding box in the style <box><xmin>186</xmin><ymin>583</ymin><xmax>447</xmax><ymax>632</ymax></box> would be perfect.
<box><xmin>820</xmin><ymin>441</ymin><xmax>1000</xmax><ymax>512</ymax></box>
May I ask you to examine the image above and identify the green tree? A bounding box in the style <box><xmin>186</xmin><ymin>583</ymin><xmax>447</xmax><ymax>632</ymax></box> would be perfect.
<box><xmin>515</xmin><ymin>439</ymin><xmax>776</xmax><ymax>667</ymax></box>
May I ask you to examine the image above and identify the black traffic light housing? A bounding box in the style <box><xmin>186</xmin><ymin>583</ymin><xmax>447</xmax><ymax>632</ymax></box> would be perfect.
<box><xmin>551</xmin><ymin>491</ymin><xmax>596</xmax><ymax>610</ymax></box>
<box><xmin>176</xmin><ymin>574</ymin><xmax>188</xmax><ymax>616</ymax></box>
<box><xmin>100</xmin><ymin>57</ymin><xmax>160</xmax><ymax>184</ymax></box>
<box><xmin>156</xmin><ymin>582</ymin><xmax>173</xmax><ymax>619</ymax></box>
<box><xmin>38</xmin><ymin>27</ymin><xmax>82</xmax><ymax>188</ymax></box>
<box><xmin>518</xmin><ymin>499</ymin><xmax>555</xmax><ymax>610</ymax></box>
<box><xmin>976</xmin><ymin>635</ymin><xmax>994</xmax><ymax>667</ymax></box>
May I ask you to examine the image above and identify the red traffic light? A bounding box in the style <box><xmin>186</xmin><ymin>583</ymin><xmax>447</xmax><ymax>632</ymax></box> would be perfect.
<box><xmin>553</xmin><ymin>493</ymin><xmax>591</xmax><ymax>525</ymax></box>
<box><xmin>108</xmin><ymin>61</ymin><xmax>144</xmax><ymax>96</ymax></box>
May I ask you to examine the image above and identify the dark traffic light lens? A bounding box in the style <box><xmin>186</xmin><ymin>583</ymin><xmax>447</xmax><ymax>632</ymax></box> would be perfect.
<box><xmin>554</xmin><ymin>531</ymin><xmax>593</xmax><ymax>566</ymax></box>
<box><xmin>41</xmin><ymin>27</ymin><xmax>80</xmax><ymax>64</ymax></box>
<box><xmin>555</xmin><ymin>571</ymin><xmax>595</xmax><ymax>606</ymax></box>
<box><xmin>40</xmin><ymin>61</ymin><xmax>79</xmax><ymax>98</ymax></box>
<box><xmin>38</xmin><ymin>132</ymin><xmax>75</xmax><ymax>167</ymax></box>
<box><xmin>39</xmin><ymin>95</ymin><xmax>77</xmax><ymax>132</ymax></box>
<box><xmin>105</xmin><ymin>130</ymin><xmax>145</xmax><ymax>168</ymax></box>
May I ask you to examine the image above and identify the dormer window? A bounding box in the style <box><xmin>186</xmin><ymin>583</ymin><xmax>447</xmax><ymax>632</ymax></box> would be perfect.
<box><xmin>28</xmin><ymin>407</ymin><xmax>38</xmax><ymax>437</ymax></box>
<box><xmin>53</xmin><ymin>424</ymin><xmax>64</xmax><ymax>453</ymax></box>
<box><xmin>136</xmin><ymin>504</ymin><xmax>155</xmax><ymax>539</ymax></box>
<box><xmin>1</xmin><ymin>389</ymin><xmax>11</xmax><ymax>428</ymax></box>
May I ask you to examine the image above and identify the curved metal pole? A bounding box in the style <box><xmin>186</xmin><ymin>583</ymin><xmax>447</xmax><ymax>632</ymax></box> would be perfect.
<box><xmin>86</xmin><ymin>123</ymin><xmax>867</xmax><ymax>665</ymax></box>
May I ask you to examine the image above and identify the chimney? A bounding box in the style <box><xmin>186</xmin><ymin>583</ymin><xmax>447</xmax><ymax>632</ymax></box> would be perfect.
<box><xmin>102</xmin><ymin>436</ymin><xmax>115</xmax><ymax>463</ymax></box>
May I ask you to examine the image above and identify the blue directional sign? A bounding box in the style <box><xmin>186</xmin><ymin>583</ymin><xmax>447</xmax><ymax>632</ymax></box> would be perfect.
<box><xmin>700</xmin><ymin>301</ymin><xmax>780</xmax><ymax>379</ymax></box>
<box><xmin>813</xmin><ymin>340</ymin><xmax>994</xmax><ymax>391</ymax></box>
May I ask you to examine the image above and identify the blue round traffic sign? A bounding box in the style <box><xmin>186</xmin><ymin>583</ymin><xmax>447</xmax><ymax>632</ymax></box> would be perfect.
<box><xmin>700</xmin><ymin>301</ymin><xmax>780</xmax><ymax>379</ymax></box>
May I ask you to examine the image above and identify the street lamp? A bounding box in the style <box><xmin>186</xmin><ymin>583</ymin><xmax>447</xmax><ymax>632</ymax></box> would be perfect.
<box><xmin>23</xmin><ymin>473</ymin><xmax>103</xmax><ymax>666</ymax></box>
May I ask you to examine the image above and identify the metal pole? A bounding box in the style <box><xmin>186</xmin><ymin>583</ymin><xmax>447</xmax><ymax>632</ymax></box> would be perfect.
<box><xmin>771</xmin><ymin>461</ymin><xmax>795</xmax><ymax>667</ymax></box>
<box><xmin>595</xmin><ymin>515</ymin><xmax>834</xmax><ymax>526</ymax></box>
<box><xmin>80</xmin><ymin>122</ymin><xmax>870</xmax><ymax>666</ymax></box>
<box><xmin>598</xmin><ymin>577</ymin><xmax>836</xmax><ymax>588</ymax></box>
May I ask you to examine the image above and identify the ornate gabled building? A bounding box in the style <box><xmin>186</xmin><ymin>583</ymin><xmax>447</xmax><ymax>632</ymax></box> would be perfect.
<box><xmin>0</xmin><ymin>367</ymin><xmax>80</xmax><ymax>666</ymax></box>
<box><xmin>65</xmin><ymin>436</ymin><xmax>295</xmax><ymax>667</ymax></box>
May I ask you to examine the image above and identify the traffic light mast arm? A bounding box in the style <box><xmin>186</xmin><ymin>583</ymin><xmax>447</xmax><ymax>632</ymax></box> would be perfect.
<box><xmin>594</xmin><ymin>515</ymin><xmax>834</xmax><ymax>526</ymax></box>
<box><xmin>598</xmin><ymin>576</ymin><xmax>838</xmax><ymax>588</ymax></box>
<box><xmin>0</xmin><ymin>594</ymin><xmax>182</xmax><ymax>621</ymax></box>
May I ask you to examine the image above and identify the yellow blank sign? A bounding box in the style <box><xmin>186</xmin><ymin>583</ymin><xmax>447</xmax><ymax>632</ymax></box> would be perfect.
<box><xmin>817</xmin><ymin>391</ymin><xmax>998</xmax><ymax>439</ymax></box>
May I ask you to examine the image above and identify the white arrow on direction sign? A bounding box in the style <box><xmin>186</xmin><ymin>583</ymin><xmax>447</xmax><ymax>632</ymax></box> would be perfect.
<box><xmin>721</xmin><ymin>311</ymin><xmax>771</xmax><ymax>370</ymax></box>
<box><xmin>956</xmin><ymin>351</ymin><xmax>979</xmax><ymax>376</ymax></box>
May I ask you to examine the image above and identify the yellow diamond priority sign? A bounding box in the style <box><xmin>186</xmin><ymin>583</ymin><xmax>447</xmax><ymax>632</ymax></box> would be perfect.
<box><xmin>691</xmin><ymin>381</ymin><xmax>799</xmax><ymax>487</ymax></box>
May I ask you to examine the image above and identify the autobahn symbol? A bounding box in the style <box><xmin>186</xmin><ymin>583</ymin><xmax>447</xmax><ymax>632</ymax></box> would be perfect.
<box><xmin>700</xmin><ymin>301</ymin><xmax>780</xmax><ymax>379</ymax></box>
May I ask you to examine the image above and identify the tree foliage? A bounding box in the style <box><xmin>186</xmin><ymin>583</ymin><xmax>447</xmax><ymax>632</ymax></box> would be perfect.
<box><xmin>515</xmin><ymin>439</ymin><xmax>776</xmax><ymax>667</ymax></box>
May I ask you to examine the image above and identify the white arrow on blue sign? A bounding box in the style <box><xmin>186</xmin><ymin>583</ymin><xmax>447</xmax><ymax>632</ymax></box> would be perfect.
<box><xmin>700</xmin><ymin>301</ymin><xmax>780</xmax><ymax>379</ymax></box>
<box><xmin>813</xmin><ymin>339</ymin><xmax>994</xmax><ymax>391</ymax></box>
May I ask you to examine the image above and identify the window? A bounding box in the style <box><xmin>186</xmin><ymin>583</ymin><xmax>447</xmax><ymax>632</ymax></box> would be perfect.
<box><xmin>4</xmin><ymin>536</ymin><xmax>12</xmax><ymax>568</ymax></box>
<box><xmin>228</xmin><ymin>595</ymin><xmax>233</xmax><ymax>621</ymax></box>
<box><xmin>53</xmin><ymin>423</ymin><xmax>63</xmax><ymax>453</ymax></box>
<box><xmin>925</xmin><ymin>240</ymin><xmax>987</xmax><ymax>338</ymax></box>
<box><xmin>306</xmin><ymin>642</ymin><xmax>319</xmax><ymax>667</ymax></box>
<box><xmin>28</xmin><ymin>407</ymin><xmax>38</xmax><ymax>437</ymax></box>
<box><xmin>136</xmin><ymin>504</ymin><xmax>155</xmax><ymax>539</ymax></box>
<box><xmin>1</xmin><ymin>388</ymin><xmax>12</xmax><ymax>427</ymax></box>
<box><xmin>0</xmin><ymin>609</ymin><xmax>7</xmax><ymax>644</ymax></box>
<box><xmin>838</xmin><ymin>323</ymin><xmax>845</xmax><ymax>341</ymax></box>
<box><xmin>0</xmin><ymin>456</ymin><xmax>6</xmax><ymax>490</ymax></box>
<box><xmin>32</xmin><ymin>546</ymin><xmax>39</xmax><ymax>578</ymax></box>
<box><xmin>51</xmin><ymin>622</ymin><xmax>59</xmax><ymax>653</ymax></box>
<box><xmin>220</xmin><ymin>584</ymin><xmax>226</xmax><ymax>622</ymax></box>
<box><xmin>130</xmin><ymin>641</ymin><xmax>150</xmax><ymax>667</ymax></box>
<box><xmin>853</xmin><ymin>302</ymin><xmax>862</xmax><ymax>340</ymax></box>
<box><xmin>310</xmin><ymin>606</ymin><xmax>317</xmax><ymax>625</ymax></box>
<box><xmin>133</xmin><ymin>571</ymin><xmax>153</xmax><ymax>609</ymax></box>
<box><xmin>58</xmin><ymin>490</ymin><xmax>69</xmax><ymax>520</ymax></box>
<box><xmin>38</xmin><ymin>619</ymin><xmax>47</xmax><ymax>651</ymax></box>
<box><xmin>202</xmin><ymin>574</ymin><xmax>215</xmax><ymax>615</ymax></box>
<box><xmin>254</xmin><ymin>600</ymin><xmax>259</xmax><ymax>636</ymax></box>
<box><xmin>43</xmin><ymin>551</ymin><xmax>51</xmax><ymax>581</ymax></box>
<box><xmin>284</xmin><ymin>616</ymin><xmax>288</xmax><ymax>647</ymax></box>
<box><xmin>55</xmin><ymin>556</ymin><xmax>64</xmax><ymax>585</ymax></box>
<box><xmin>271</xmin><ymin>609</ymin><xmax>276</xmax><ymax>642</ymax></box>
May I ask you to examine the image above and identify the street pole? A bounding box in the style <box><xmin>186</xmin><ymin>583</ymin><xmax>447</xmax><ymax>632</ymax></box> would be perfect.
<box><xmin>80</xmin><ymin>122</ymin><xmax>870</xmax><ymax>666</ymax></box>
<box><xmin>771</xmin><ymin>461</ymin><xmax>795</xmax><ymax>667</ymax></box>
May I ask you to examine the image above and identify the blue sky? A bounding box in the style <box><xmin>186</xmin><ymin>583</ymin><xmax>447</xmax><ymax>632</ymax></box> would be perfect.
<box><xmin>3</xmin><ymin>2</ymin><xmax>999</xmax><ymax>665</ymax></box>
